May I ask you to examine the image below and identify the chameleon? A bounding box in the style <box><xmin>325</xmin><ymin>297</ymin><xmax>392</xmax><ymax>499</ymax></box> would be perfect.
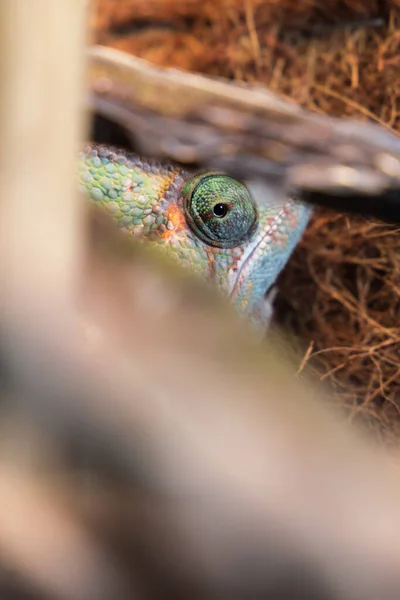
<box><xmin>79</xmin><ymin>143</ymin><xmax>311</xmax><ymax>328</ymax></box>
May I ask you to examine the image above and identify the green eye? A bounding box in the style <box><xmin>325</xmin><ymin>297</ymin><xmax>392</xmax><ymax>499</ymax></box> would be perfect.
<box><xmin>182</xmin><ymin>173</ymin><xmax>258</xmax><ymax>248</ymax></box>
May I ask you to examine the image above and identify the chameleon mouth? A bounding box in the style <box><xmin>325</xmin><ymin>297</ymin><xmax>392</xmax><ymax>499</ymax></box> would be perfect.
<box><xmin>228</xmin><ymin>199</ymin><xmax>297</xmax><ymax>312</ymax></box>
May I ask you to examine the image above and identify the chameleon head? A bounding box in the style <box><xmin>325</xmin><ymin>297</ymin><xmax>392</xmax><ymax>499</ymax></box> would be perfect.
<box><xmin>80</xmin><ymin>145</ymin><xmax>311</xmax><ymax>325</ymax></box>
<box><xmin>180</xmin><ymin>171</ymin><xmax>311</xmax><ymax>322</ymax></box>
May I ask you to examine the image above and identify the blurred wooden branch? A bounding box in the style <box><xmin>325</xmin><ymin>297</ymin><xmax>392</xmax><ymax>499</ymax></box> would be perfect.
<box><xmin>0</xmin><ymin>0</ymin><xmax>87</xmax><ymax>336</ymax></box>
<box><xmin>1</xmin><ymin>2</ymin><xmax>400</xmax><ymax>600</ymax></box>
<box><xmin>87</xmin><ymin>45</ymin><xmax>400</xmax><ymax>224</ymax></box>
<box><xmin>0</xmin><ymin>2</ymin><xmax>128</xmax><ymax>599</ymax></box>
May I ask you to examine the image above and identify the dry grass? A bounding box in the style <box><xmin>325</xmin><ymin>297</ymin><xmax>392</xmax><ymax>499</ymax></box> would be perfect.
<box><xmin>277</xmin><ymin>214</ymin><xmax>400</xmax><ymax>444</ymax></box>
<box><xmin>91</xmin><ymin>0</ymin><xmax>400</xmax><ymax>444</ymax></box>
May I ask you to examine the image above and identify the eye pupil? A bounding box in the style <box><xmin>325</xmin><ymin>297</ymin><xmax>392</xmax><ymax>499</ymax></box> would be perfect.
<box><xmin>213</xmin><ymin>203</ymin><xmax>228</xmax><ymax>218</ymax></box>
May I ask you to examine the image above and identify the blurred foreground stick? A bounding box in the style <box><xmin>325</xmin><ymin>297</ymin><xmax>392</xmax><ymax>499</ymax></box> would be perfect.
<box><xmin>3</xmin><ymin>203</ymin><xmax>400</xmax><ymax>600</ymax></box>
<box><xmin>2</xmin><ymin>4</ymin><xmax>400</xmax><ymax>599</ymax></box>
<box><xmin>88</xmin><ymin>45</ymin><xmax>400</xmax><ymax>224</ymax></box>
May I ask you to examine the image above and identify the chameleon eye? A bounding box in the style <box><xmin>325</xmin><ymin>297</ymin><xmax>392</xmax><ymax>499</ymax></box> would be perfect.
<box><xmin>182</xmin><ymin>173</ymin><xmax>258</xmax><ymax>248</ymax></box>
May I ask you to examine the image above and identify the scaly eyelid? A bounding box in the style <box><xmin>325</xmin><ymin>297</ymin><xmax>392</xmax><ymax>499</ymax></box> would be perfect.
<box><xmin>180</xmin><ymin>173</ymin><xmax>259</xmax><ymax>249</ymax></box>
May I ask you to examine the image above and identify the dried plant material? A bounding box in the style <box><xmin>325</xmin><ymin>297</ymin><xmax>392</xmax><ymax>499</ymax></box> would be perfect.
<box><xmin>90</xmin><ymin>0</ymin><xmax>398</xmax><ymax>40</ymax></box>
<box><xmin>277</xmin><ymin>211</ymin><xmax>400</xmax><ymax>445</ymax></box>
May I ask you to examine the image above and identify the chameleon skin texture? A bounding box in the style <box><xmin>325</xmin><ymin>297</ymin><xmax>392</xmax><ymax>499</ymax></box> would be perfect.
<box><xmin>79</xmin><ymin>144</ymin><xmax>311</xmax><ymax>322</ymax></box>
